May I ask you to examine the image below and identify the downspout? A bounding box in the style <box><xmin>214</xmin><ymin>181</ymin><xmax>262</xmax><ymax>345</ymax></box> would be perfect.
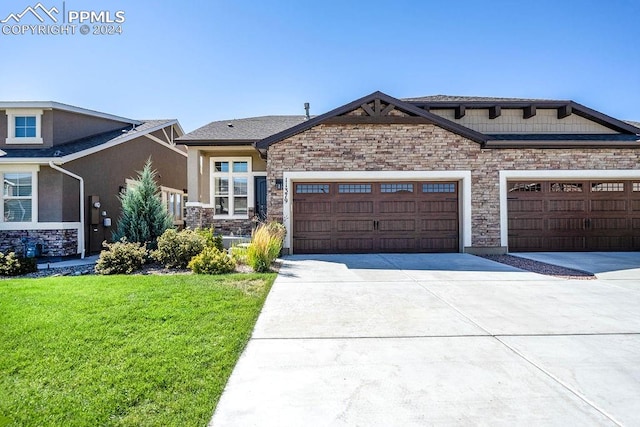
<box><xmin>48</xmin><ymin>161</ymin><xmax>85</xmax><ymax>259</ymax></box>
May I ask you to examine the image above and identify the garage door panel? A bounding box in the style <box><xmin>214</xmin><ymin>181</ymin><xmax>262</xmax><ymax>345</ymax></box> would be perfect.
<box><xmin>294</xmin><ymin>201</ymin><xmax>331</xmax><ymax>214</ymax></box>
<box><xmin>379</xmin><ymin>238</ymin><xmax>416</xmax><ymax>252</ymax></box>
<box><xmin>293</xmin><ymin>181</ymin><xmax>459</xmax><ymax>254</ymax></box>
<box><xmin>422</xmin><ymin>219</ymin><xmax>458</xmax><ymax>232</ymax></box>
<box><xmin>378</xmin><ymin>219</ymin><xmax>415</xmax><ymax>232</ymax></box>
<box><xmin>509</xmin><ymin>218</ymin><xmax>544</xmax><ymax>231</ymax></box>
<box><xmin>335</xmin><ymin>201</ymin><xmax>373</xmax><ymax>214</ymax></box>
<box><xmin>336</xmin><ymin>220</ymin><xmax>374</xmax><ymax>232</ymax></box>
<box><xmin>419</xmin><ymin>200</ymin><xmax>457</xmax><ymax>213</ymax></box>
<box><xmin>508</xmin><ymin>180</ymin><xmax>640</xmax><ymax>252</ymax></box>
<box><xmin>295</xmin><ymin>239</ymin><xmax>332</xmax><ymax>254</ymax></box>
<box><xmin>336</xmin><ymin>238</ymin><xmax>374</xmax><ymax>252</ymax></box>
<box><xmin>379</xmin><ymin>200</ymin><xmax>415</xmax><ymax>213</ymax></box>
<box><xmin>294</xmin><ymin>220</ymin><xmax>332</xmax><ymax>233</ymax></box>
<box><xmin>548</xmin><ymin>200</ymin><xmax>586</xmax><ymax>212</ymax></box>
<box><xmin>419</xmin><ymin>238</ymin><xmax>459</xmax><ymax>252</ymax></box>
<box><xmin>508</xmin><ymin>199</ymin><xmax>543</xmax><ymax>212</ymax></box>
<box><xmin>548</xmin><ymin>218</ymin><xmax>584</xmax><ymax>231</ymax></box>
<box><xmin>591</xmin><ymin>200</ymin><xmax>627</xmax><ymax>211</ymax></box>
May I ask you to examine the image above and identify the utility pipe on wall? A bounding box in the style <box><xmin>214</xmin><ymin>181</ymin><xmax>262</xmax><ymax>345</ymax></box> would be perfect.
<box><xmin>48</xmin><ymin>161</ymin><xmax>85</xmax><ymax>259</ymax></box>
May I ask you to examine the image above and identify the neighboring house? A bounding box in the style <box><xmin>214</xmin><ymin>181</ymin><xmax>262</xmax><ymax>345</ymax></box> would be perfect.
<box><xmin>181</xmin><ymin>91</ymin><xmax>640</xmax><ymax>254</ymax></box>
<box><xmin>0</xmin><ymin>101</ymin><xmax>187</xmax><ymax>258</ymax></box>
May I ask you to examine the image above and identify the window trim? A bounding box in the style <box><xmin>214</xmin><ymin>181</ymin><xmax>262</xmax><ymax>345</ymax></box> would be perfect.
<box><xmin>1</xmin><ymin>165</ymin><xmax>39</xmax><ymax>224</ymax></box>
<box><xmin>5</xmin><ymin>109</ymin><xmax>44</xmax><ymax>145</ymax></box>
<box><xmin>209</xmin><ymin>157</ymin><xmax>253</xmax><ymax>219</ymax></box>
<box><xmin>160</xmin><ymin>185</ymin><xmax>185</xmax><ymax>226</ymax></box>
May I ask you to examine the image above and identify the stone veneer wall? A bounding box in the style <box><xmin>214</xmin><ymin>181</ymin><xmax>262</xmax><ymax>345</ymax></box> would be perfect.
<box><xmin>0</xmin><ymin>229</ymin><xmax>78</xmax><ymax>257</ymax></box>
<box><xmin>185</xmin><ymin>206</ymin><xmax>254</xmax><ymax>236</ymax></box>
<box><xmin>266</xmin><ymin>123</ymin><xmax>640</xmax><ymax>250</ymax></box>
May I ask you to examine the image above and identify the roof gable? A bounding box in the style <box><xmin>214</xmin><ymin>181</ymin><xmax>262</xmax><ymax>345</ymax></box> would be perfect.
<box><xmin>255</xmin><ymin>91</ymin><xmax>489</xmax><ymax>150</ymax></box>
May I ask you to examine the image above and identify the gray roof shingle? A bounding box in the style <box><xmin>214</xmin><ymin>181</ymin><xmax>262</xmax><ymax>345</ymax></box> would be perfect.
<box><xmin>1</xmin><ymin>120</ymin><xmax>173</xmax><ymax>159</ymax></box>
<box><xmin>178</xmin><ymin>116</ymin><xmax>310</xmax><ymax>142</ymax></box>
<box><xmin>402</xmin><ymin>95</ymin><xmax>560</xmax><ymax>103</ymax></box>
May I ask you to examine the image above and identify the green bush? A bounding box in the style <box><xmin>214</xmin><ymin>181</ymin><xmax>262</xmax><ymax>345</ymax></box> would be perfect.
<box><xmin>195</xmin><ymin>227</ymin><xmax>224</xmax><ymax>251</ymax></box>
<box><xmin>247</xmin><ymin>222</ymin><xmax>285</xmax><ymax>272</ymax></box>
<box><xmin>188</xmin><ymin>247</ymin><xmax>236</xmax><ymax>274</ymax></box>
<box><xmin>95</xmin><ymin>240</ymin><xmax>146</xmax><ymax>275</ymax></box>
<box><xmin>0</xmin><ymin>252</ymin><xmax>37</xmax><ymax>276</ymax></box>
<box><xmin>153</xmin><ymin>228</ymin><xmax>205</xmax><ymax>269</ymax></box>
<box><xmin>230</xmin><ymin>243</ymin><xmax>249</xmax><ymax>265</ymax></box>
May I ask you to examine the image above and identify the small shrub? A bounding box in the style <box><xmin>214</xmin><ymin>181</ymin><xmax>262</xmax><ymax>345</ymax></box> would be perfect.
<box><xmin>247</xmin><ymin>222</ymin><xmax>285</xmax><ymax>272</ymax></box>
<box><xmin>195</xmin><ymin>227</ymin><xmax>224</xmax><ymax>251</ymax></box>
<box><xmin>0</xmin><ymin>252</ymin><xmax>37</xmax><ymax>276</ymax></box>
<box><xmin>188</xmin><ymin>247</ymin><xmax>236</xmax><ymax>274</ymax></box>
<box><xmin>153</xmin><ymin>228</ymin><xmax>205</xmax><ymax>269</ymax></box>
<box><xmin>230</xmin><ymin>243</ymin><xmax>249</xmax><ymax>265</ymax></box>
<box><xmin>95</xmin><ymin>240</ymin><xmax>146</xmax><ymax>275</ymax></box>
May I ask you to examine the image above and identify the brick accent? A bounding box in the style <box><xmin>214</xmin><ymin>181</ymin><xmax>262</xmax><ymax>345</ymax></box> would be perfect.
<box><xmin>0</xmin><ymin>229</ymin><xmax>78</xmax><ymax>257</ymax></box>
<box><xmin>267</xmin><ymin>123</ymin><xmax>640</xmax><ymax>250</ymax></box>
<box><xmin>185</xmin><ymin>206</ymin><xmax>254</xmax><ymax>236</ymax></box>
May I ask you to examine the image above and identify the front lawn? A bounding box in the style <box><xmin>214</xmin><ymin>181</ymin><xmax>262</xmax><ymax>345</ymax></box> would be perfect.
<box><xmin>0</xmin><ymin>273</ymin><xmax>276</xmax><ymax>426</ymax></box>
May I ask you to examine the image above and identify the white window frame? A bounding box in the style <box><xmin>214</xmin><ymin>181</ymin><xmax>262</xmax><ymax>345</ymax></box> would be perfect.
<box><xmin>1</xmin><ymin>165</ymin><xmax>39</xmax><ymax>224</ymax></box>
<box><xmin>160</xmin><ymin>186</ymin><xmax>185</xmax><ymax>226</ymax></box>
<box><xmin>210</xmin><ymin>157</ymin><xmax>252</xmax><ymax>219</ymax></box>
<box><xmin>5</xmin><ymin>109</ymin><xmax>44</xmax><ymax>145</ymax></box>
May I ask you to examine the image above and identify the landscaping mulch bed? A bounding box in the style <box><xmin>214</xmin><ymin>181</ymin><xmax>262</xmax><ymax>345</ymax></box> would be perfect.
<box><xmin>480</xmin><ymin>254</ymin><xmax>596</xmax><ymax>280</ymax></box>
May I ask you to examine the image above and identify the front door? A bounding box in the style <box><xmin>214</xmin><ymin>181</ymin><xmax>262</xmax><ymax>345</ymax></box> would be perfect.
<box><xmin>255</xmin><ymin>176</ymin><xmax>267</xmax><ymax>221</ymax></box>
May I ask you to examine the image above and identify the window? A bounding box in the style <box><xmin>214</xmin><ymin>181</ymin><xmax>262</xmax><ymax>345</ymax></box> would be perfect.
<box><xmin>3</xmin><ymin>172</ymin><xmax>33</xmax><ymax>222</ymax></box>
<box><xmin>338</xmin><ymin>184</ymin><xmax>371</xmax><ymax>193</ymax></box>
<box><xmin>423</xmin><ymin>183</ymin><xmax>456</xmax><ymax>193</ymax></box>
<box><xmin>550</xmin><ymin>183</ymin><xmax>583</xmax><ymax>192</ymax></box>
<box><xmin>296</xmin><ymin>184</ymin><xmax>329</xmax><ymax>194</ymax></box>
<box><xmin>591</xmin><ymin>182</ymin><xmax>624</xmax><ymax>192</ymax></box>
<box><xmin>5</xmin><ymin>109</ymin><xmax>43</xmax><ymax>144</ymax></box>
<box><xmin>15</xmin><ymin>116</ymin><xmax>37</xmax><ymax>137</ymax></box>
<box><xmin>381</xmin><ymin>183</ymin><xmax>413</xmax><ymax>193</ymax></box>
<box><xmin>161</xmin><ymin>187</ymin><xmax>185</xmax><ymax>225</ymax></box>
<box><xmin>212</xmin><ymin>158</ymin><xmax>251</xmax><ymax>216</ymax></box>
<box><xmin>509</xmin><ymin>182</ymin><xmax>541</xmax><ymax>192</ymax></box>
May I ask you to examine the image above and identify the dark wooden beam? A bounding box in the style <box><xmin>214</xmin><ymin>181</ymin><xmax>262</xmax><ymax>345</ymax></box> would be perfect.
<box><xmin>455</xmin><ymin>105</ymin><xmax>466</xmax><ymax>119</ymax></box>
<box><xmin>523</xmin><ymin>105</ymin><xmax>536</xmax><ymax>119</ymax></box>
<box><xmin>325</xmin><ymin>116</ymin><xmax>433</xmax><ymax>125</ymax></box>
<box><xmin>374</xmin><ymin>98</ymin><xmax>382</xmax><ymax>116</ymax></box>
<box><xmin>489</xmin><ymin>105</ymin><xmax>501</xmax><ymax>119</ymax></box>
<box><xmin>380</xmin><ymin>103</ymin><xmax>396</xmax><ymax>116</ymax></box>
<box><xmin>558</xmin><ymin>104</ymin><xmax>572</xmax><ymax>119</ymax></box>
<box><xmin>360</xmin><ymin>102</ymin><xmax>375</xmax><ymax>117</ymax></box>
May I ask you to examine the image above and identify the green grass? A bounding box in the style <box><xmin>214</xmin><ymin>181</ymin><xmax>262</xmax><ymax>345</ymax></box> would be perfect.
<box><xmin>0</xmin><ymin>273</ymin><xmax>276</xmax><ymax>427</ymax></box>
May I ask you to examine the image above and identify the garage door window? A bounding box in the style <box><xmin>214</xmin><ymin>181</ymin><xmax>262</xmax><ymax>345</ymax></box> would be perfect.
<box><xmin>551</xmin><ymin>183</ymin><xmax>583</xmax><ymax>192</ymax></box>
<box><xmin>422</xmin><ymin>183</ymin><xmax>455</xmax><ymax>193</ymax></box>
<box><xmin>381</xmin><ymin>183</ymin><xmax>413</xmax><ymax>193</ymax></box>
<box><xmin>296</xmin><ymin>184</ymin><xmax>329</xmax><ymax>194</ymax></box>
<box><xmin>591</xmin><ymin>182</ymin><xmax>624</xmax><ymax>192</ymax></box>
<box><xmin>338</xmin><ymin>184</ymin><xmax>371</xmax><ymax>193</ymax></box>
<box><xmin>509</xmin><ymin>182</ymin><xmax>541</xmax><ymax>192</ymax></box>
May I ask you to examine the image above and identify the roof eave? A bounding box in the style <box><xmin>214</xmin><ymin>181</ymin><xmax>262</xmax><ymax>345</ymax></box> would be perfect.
<box><xmin>256</xmin><ymin>91</ymin><xmax>488</xmax><ymax>149</ymax></box>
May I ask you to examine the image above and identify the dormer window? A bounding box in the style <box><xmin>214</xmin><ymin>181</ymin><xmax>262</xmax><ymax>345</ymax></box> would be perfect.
<box><xmin>5</xmin><ymin>109</ymin><xmax>43</xmax><ymax>144</ymax></box>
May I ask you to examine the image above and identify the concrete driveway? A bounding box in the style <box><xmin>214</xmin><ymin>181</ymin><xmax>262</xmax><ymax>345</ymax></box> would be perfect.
<box><xmin>210</xmin><ymin>253</ymin><xmax>640</xmax><ymax>426</ymax></box>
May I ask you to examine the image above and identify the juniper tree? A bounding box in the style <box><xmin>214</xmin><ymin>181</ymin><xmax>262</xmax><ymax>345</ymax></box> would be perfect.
<box><xmin>114</xmin><ymin>159</ymin><xmax>173</xmax><ymax>245</ymax></box>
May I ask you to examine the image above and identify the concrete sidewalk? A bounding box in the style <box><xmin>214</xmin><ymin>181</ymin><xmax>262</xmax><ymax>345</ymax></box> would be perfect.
<box><xmin>211</xmin><ymin>253</ymin><xmax>640</xmax><ymax>426</ymax></box>
<box><xmin>37</xmin><ymin>255</ymin><xmax>99</xmax><ymax>270</ymax></box>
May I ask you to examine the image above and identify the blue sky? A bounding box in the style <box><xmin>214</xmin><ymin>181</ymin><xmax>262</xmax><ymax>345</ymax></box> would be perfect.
<box><xmin>0</xmin><ymin>0</ymin><xmax>638</xmax><ymax>132</ymax></box>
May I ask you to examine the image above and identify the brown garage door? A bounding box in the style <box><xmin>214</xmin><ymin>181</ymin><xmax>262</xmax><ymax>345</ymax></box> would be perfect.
<box><xmin>293</xmin><ymin>181</ymin><xmax>459</xmax><ymax>254</ymax></box>
<box><xmin>508</xmin><ymin>180</ymin><xmax>640</xmax><ymax>251</ymax></box>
